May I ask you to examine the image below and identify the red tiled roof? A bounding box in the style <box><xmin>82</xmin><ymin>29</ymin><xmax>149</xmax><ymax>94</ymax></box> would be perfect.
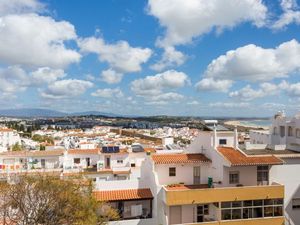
<box><xmin>217</xmin><ymin>147</ymin><xmax>283</xmax><ymax>166</ymax></box>
<box><xmin>67</xmin><ymin>149</ymin><xmax>100</xmax><ymax>155</ymax></box>
<box><xmin>144</xmin><ymin>147</ymin><xmax>156</xmax><ymax>153</ymax></box>
<box><xmin>151</xmin><ymin>153</ymin><xmax>211</xmax><ymax>164</ymax></box>
<box><xmin>93</xmin><ymin>188</ymin><xmax>153</xmax><ymax>201</ymax></box>
<box><xmin>0</xmin><ymin>128</ymin><xmax>13</xmax><ymax>132</ymax></box>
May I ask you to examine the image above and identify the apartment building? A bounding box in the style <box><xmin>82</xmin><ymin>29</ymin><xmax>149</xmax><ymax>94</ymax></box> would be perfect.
<box><xmin>131</xmin><ymin>127</ymin><xmax>284</xmax><ymax>225</ymax></box>
<box><xmin>93</xmin><ymin>126</ymin><xmax>285</xmax><ymax>225</ymax></box>
<box><xmin>248</xmin><ymin>111</ymin><xmax>300</xmax><ymax>225</ymax></box>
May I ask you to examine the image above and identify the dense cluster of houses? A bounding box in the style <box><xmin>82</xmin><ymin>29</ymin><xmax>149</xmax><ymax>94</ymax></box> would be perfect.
<box><xmin>0</xmin><ymin>113</ymin><xmax>300</xmax><ymax>225</ymax></box>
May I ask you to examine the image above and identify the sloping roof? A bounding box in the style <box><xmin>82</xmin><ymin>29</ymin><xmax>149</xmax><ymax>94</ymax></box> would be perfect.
<box><xmin>217</xmin><ymin>147</ymin><xmax>283</xmax><ymax>166</ymax></box>
<box><xmin>0</xmin><ymin>128</ymin><xmax>13</xmax><ymax>132</ymax></box>
<box><xmin>67</xmin><ymin>149</ymin><xmax>100</xmax><ymax>155</ymax></box>
<box><xmin>93</xmin><ymin>188</ymin><xmax>153</xmax><ymax>201</ymax></box>
<box><xmin>151</xmin><ymin>153</ymin><xmax>211</xmax><ymax>164</ymax></box>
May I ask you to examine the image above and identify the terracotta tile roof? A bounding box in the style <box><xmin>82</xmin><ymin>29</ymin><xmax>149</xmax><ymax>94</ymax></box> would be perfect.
<box><xmin>217</xmin><ymin>147</ymin><xmax>283</xmax><ymax>166</ymax></box>
<box><xmin>0</xmin><ymin>128</ymin><xmax>13</xmax><ymax>132</ymax></box>
<box><xmin>93</xmin><ymin>188</ymin><xmax>153</xmax><ymax>201</ymax></box>
<box><xmin>67</xmin><ymin>149</ymin><xmax>100</xmax><ymax>155</ymax></box>
<box><xmin>151</xmin><ymin>153</ymin><xmax>211</xmax><ymax>164</ymax></box>
<box><xmin>144</xmin><ymin>147</ymin><xmax>156</xmax><ymax>153</ymax></box>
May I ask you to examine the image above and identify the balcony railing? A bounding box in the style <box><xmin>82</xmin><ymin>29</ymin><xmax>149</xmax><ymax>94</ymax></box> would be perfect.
<box><xmin>163</xmin><ymin>183</ymin><xmax>284</xmax><ymax>205</ymax></box>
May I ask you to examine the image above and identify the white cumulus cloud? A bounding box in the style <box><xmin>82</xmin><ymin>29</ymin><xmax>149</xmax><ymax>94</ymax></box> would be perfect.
<box><xmin>195</xmin><ymin>78</ymin><xmax>233</xmax><ymax>93</ymax></box>
<box><xmin>229</xmin><ymin>83</ymin><xmax>278</xmax><ymax>101</ymax></box>
<box><xmin>41</xmin><ymin>79</ymin><xmax>93</xmax><ymax>99</ymax></box>
<box><xmin>100</xmin><ymin>69</ymin><xmax>123</xmax><ymax>84</ymax></box>
<box><xmin>0</xmin><ymin>0</ymin><xmax>44</xmax><ymax>16</ymax></box>
<box><xmin>78</xmin><ymin>37</ymin><xmax>152</xmax><ymax>79</ymax></box>
<box><xmin>91</xmin><ymin>88</ymin><xmax>123</xmax><ymax>98</ymax></box>
<box><xmin>272</xmin><ymin>0</ymin><xmax>300</xmax><ymax>29</ymax></box>
<box><xmin>147</xmin><ymin>0</ymin><xmax>267</xmax><ymax>47</ymax></box>
<box><xmin>31</xmin><ymin>67</ymin><xmax>65</xmax><ymax>85</ymax></box>
<box><xmin>204</xmin><ymin>39</ymin><xmax>300</xmax><ymax>82</ymax></box>
<box><xmin>0</xmin><ymin>14</ymin><xmax>81</xmax><ymax>69</ymax></box>
<box><xmin>150</xmin><ymin>46</ymin><xmax>186</xmax><ymax>71</ymax></box>
<box><xmin>131</xmin><ymin>70</ymin><xmax>189</xmax><ymax>96</ymax></box>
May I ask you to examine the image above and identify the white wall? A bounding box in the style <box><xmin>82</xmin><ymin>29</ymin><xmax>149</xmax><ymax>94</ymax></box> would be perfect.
<box><xmin>249</xmin><ymin>130</ymin><xmax>270</xmax><ymax>145</ymax></box>
<box><xmin>187</xmin><ymin>131</ymin><xmax>235</xmax><ymax>154</ymax></box>
<box><xmin>65</xmin><ymin>153</ymin><xmax>99</xmax><ymax>169</ymax></box>
<box><xmin>222</xmin><ymin>166</ymin><xmax>257</xmax><ymax>187</ymax></box>
<box><xmin>270</xmin><ymin>164</ymin><xmax>300</xmax><ymax>225</ymax></box>
<box><xmin>155</xmin><ymin>163</ymin><xmax>210</xmax><ymax>186</ymax></box>
<box><xmin>181</xmin><ymin>205</ymin><xmax>194</xmax><ymax>224</ymax></box>
<box><xmin>98</xmin><ymin>154</ymin><xmax>129</xmax><ymax>169</ymax></box>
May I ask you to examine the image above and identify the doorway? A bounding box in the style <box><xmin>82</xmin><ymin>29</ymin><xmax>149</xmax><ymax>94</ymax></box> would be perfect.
<box><xmin>105</xmin><ymin>156</ymin><xmax>111</xmax><ymax>169</ymax></box>
<box><xmin>193</xmin><ymin>166</ymin><xmax>201</xmax><ymax>185</ymax></box>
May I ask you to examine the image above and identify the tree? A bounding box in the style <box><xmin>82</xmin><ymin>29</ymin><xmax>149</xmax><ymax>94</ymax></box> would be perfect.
<box><xmin>12</xmin><ymin>143</ymin><xmax>22</xmax><ymax>151</ymax></box>
<box><xmin>0</xmin><ymin>175</ymin><xmax>119</xmax><ymax>225</ymax></box>
<box><xmin>32</xmin><ymin>135</ymin><xmax>54</xmax><ymax>145</ymax></box>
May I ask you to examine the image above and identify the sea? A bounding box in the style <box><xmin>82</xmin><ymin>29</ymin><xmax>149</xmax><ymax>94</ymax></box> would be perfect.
<box><xmin>239</xmin><ymin>119</ymin><xmax>271</xmax><ymax>127</ymax></box>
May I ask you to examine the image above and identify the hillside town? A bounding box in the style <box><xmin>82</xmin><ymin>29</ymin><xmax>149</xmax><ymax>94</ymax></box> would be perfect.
<box><xmin>0</xmin><ymin>112</ymin><xmax>298</xmax><ymax>225</ymax></box>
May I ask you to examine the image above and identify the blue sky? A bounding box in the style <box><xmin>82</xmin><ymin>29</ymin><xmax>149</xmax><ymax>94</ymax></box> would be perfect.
<box><xmin>0</xmin><ymin>0</ymin><xmax>300</xmax><ymax>117</ymax></box>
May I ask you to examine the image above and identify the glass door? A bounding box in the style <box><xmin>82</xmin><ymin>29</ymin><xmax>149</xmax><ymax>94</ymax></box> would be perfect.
<box><xmin>193</xmin><ymin>166</ymin><xmax>201</xmax><ymax>184</ymax></box>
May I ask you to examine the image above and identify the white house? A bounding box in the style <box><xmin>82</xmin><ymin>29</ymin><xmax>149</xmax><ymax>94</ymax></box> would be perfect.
<box><xmin>0</xmin><ymin>128</ymin><xmax>21</xmax><ymax>152</ymax></box>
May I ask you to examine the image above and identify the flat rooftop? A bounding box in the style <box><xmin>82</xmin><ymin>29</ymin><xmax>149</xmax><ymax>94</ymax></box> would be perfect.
<box><xmin>239</xmin><ymin>146</ymin><xmax>300</xmax><ymax>157</ymax></box>
<box><xmin>165</xmin><ymin>184</ymin><xmax>209</xmax><ymax>191</ymax></box>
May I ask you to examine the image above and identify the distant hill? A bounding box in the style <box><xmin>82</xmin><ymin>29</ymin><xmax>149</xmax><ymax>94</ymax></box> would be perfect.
<box><xmin>69</xmin><ymin>111</ymin><xmax>121</xmax><ymax>117</ymax></box>
<box><xmin>0</xmin><ymin>108</ymin><xmax>121</xmax><ymax>118</ymax></box>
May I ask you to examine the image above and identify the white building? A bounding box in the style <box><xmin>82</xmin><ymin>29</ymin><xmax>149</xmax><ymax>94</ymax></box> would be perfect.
<box><xmin>247</xmin><ymin>111</ymin><xmax>300</xmax><ymax>225</ymax></box>
<box><xmin>0</xmin><ymin>128</ymin><xmax>21</xmax><ymax>152</ymax></box>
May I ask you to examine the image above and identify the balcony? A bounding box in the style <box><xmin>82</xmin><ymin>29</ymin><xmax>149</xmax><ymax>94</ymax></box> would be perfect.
<box><xmin>181</xmin><ymin>217</ymin><xmax>284</xmax><ymax>225</ymax></box>
<box><xmin>163</xmin><ymin>183</ymin><xmax>284</xmax><ymax>206</ymax></box>
<box><xmin>164</xmin><ymin>184</ymin><xmax>284</xmax><ymax>225</ymax></box>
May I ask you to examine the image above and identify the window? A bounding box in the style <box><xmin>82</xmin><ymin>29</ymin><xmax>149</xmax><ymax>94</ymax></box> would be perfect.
<box><xmin>74</xmin><ymin>158</ymin><xmax>80</xmax><ymax>164</ymax></box>
<box><xmin>219</xmin><ymin>139</ymin><xmax>227</xmax><ymax>145</ymax></box>
<box><xmin>296</xmin><ymin>129</ymin><xmax>300</xmax><ymax>138</ymax></box>
<box><xmin>117</xmin><ymin>159</ymin><xmax>123</xmax><ymax>164</ymax></box>
<box><xmin>229</xmin><ymin>171</ymin><xmax>239</xmax><ymax>184</ymax></box>
<box><xmin>169</xmin><ymin>167</ymin><xmax>176</xmax><ymax>176</ymax></box>
<box><xmin>292</xmin><ymin>198</ymin><xmax>300</xmax><ymax>209</ymax></box>
<box><xmin>288</xmin><ymin>126</ymin><xmax>293</xmax><ymax>136</ymax></box>
<box><xmin>221</xmin><ymin>199</ymin><xmax>283</xmax><ymax>221</ymax></box>
<box><xmin>130</xmin><ymin>163</ymin><xmax>136</xmax><ymax>167</ymax></box>
<box><xmin>280</xmin><ymin>126</ymin><xmax>285</xmax><ymax>137</ymax></box>
<box><xmin>273</xmin><ymin>127</ymin><xmax>278</xmax><ymax>135</ymax></box>
<box><xmin>257</xmin><ymin>166</ymin><xmax>269</xmax><ymax>185</ymax></box>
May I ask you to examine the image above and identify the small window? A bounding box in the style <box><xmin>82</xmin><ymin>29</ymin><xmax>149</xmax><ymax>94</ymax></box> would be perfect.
<box><xmin>169</xmin><ymin>167</ymin><xmax>176</xmax><ymax>176</ymax></box>
<box><xmin>219</xmin><ymin>139</ymin><xmax>227</xmax><ymax>145</ymax></box>
<box><xmin>296</xmin><ymin>129</ymin><xmax>300</xmax><ymax>138</ymax></box>
<box><xmin>292</xmin><ymin>198</ymin><xmax>300</xmax><ymax>209</ymax></box>
<box><xmin>74</xmin><ymin>158</ymin><xmax>80</xmax><ymax>164</ymax></box>
<box><xmin>130</xmin><ymin>163</ymin><xmax>136</xmax><ymax>167</ymax></box>
<box><xmin>117</xmin><ymin>159</ymin><xmax>123</xmax><ymax>164</ymax></box>
<box><xmin>280</xmin><ymin>126</ymin><xmax>285</xmax><ymax>137</ymax></box>
<box><xmin>273</xmin><ymin>127</ymin><xmax>278</xmax><ymax>135</ymax></box>
<box><xmin>229</xmin><ymin>171</ymin><xmax>239</xmax><ymax>184</ymax></box>
<box><xmin>288</xmin><ymin>126</ymin><xmax>293</xmax><ymax>136</ymax></box>
<box><xmin>257</xmin><ymin>165</ymin><xmax>269</xmax><ymax>184</ymax></box>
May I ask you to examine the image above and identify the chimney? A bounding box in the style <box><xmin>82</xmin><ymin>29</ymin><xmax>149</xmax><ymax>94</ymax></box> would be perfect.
<box><xmin>213</xmin><ymin>124</ymin><xmax>217</xmax><ymax>148</ymax></box>
<box><xmin>234</xmin><ymin>126</ymin><xmax>238</xmax><ymax>149</ymax></box>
